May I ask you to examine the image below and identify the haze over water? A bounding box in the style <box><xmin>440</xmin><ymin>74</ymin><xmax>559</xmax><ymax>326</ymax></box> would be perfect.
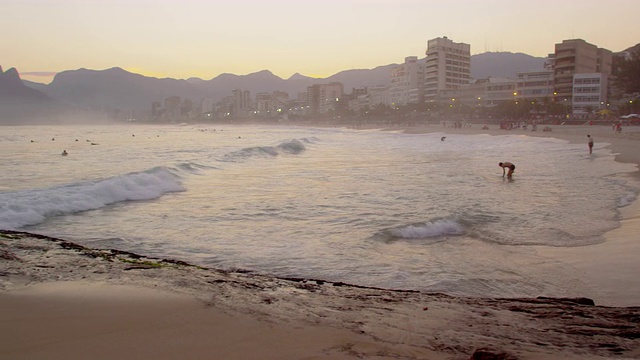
<box><xmin>1</xmin><ymin>124</ymin><xmax>637</xmax><ymax>298</ymax></box>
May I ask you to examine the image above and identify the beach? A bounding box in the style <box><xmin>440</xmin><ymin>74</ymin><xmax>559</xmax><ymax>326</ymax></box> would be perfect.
<box><xmin>1</xmin><ymin>123</ymin><xmax>639</xmax><ymax>360</ymax></box>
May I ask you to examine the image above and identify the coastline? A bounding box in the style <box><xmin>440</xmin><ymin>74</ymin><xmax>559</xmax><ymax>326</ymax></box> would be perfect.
<box><xmin>396</xmin><ymin>123</ymin><xmax>640</xmax><ymax>307</ymax></box>
<box><xmin>1</xmin><ymin>123</ymin><xmax>640</xmax><ymax>359</ymax></box>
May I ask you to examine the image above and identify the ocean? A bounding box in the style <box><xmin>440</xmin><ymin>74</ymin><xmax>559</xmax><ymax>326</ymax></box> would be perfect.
<box><xmin>1</xmin><ymin>124</ymin><xmax>638</xmax><ymax>299</ymax></box>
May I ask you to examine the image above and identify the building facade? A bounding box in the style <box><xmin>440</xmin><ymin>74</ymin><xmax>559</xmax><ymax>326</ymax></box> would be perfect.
<box><xmin>553</xmin><ymin>39</ymin><xmax>612</xmax><ymax>106</ymax></box>
<box><xmin>390</xmin><ymin>56</ymin><xmax>425</xmax><ymax>106</ymax></box>
<box><xmin>424</xmin><ymin>36</ymin><xmax>471</xmax><ymax>102</ymax></box>
<box><xmin>307</xmin><ymin>82</ymin><xmax>344</xmax><ymax>114</ymax></box>
<box><xmin>572</xmin><ymin>73</ymin><xmax>607</xmax><ymax>114</ymax></box>
<box><xmin>515</xmin><ymin>69</ymin><xmax>555</xmax><ymax>100</ymax></box>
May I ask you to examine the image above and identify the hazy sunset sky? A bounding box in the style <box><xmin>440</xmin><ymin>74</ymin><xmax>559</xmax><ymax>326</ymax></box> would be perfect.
<box><xmin>3</xmin><ymin>0</ymin><xmax>639</xmax><ymax>84</ymax></box>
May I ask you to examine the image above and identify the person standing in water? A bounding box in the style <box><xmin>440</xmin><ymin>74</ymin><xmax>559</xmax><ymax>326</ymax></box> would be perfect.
<box><xmin>499</xmin><ymin>162</ymin><xmax>515</xmax><ymax>178</ymax></box>
<box><xmin>587</xmin><ymin>134</ymin><xmax>594</xmax><ymax>154</ymax></box>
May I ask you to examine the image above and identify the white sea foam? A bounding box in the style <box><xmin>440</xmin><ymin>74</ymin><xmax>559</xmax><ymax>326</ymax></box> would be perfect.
<box><xmin>220</xmin><ymin>138</ymin><xmax>306</xmax><ymax>162</ymax></box>
<box><xmin>389</xmin><ymin>219</ymin><xmax>464</xmax><ymax>239</ymax></box>
<box><xmin>0</xmin><ymin>167</ymin><xmax>184</xmax><ymax>229</ymax></box>
<box><xmin>618</xmin><ymin>192</ymin><xmax>637</xmax><ymax>207</ymax></box>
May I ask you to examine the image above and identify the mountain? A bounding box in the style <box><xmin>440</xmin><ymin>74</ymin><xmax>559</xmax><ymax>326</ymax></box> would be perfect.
<box><xmin>0</xmin><ymin>66</ymin><xmax>59</xmax><ymax>124</ymax></box>
<box><xmin>471</xmin><ymin>52</ymin><xmax>547</xmax><ymax>79</ymax></box>
<box><xmin>324</xmin><ymin>64</ymin><xmax>396</xmax><ymax>91</ymax></box>
<box><xmin>0</xmin><ymin>66</ymin><xmax>51</xmax><ymax>100</ymax></box>
<box><xmin>188</xmin><ymin>70</ymin><xmax>292</xmax><ymax>100</ymax></box>
<box><xmin>14</xmin><ymin>51</ymin><xmax>550</xmax><ymax>119</ymax></box>
<box><xmin>44</xmin><ymin>67</ymin><xmax>203</xmax><ymax>112</ymax></box>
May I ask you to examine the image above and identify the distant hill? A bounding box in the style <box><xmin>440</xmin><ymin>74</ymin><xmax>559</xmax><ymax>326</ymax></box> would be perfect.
<box><xmin>0</xmin><ymin>66</ymin><xmax>59</xmax><ymax>124</ymax></box>
<box><xmin>471</xmin><ymin>52</ymin><xmax>547</xmax><ymax>79</ymax></box>
<box><xmin>44</xmin><ymin>67</ymin><xmax>204</xmax><ymax>112</ymax></box>
<box><xmin>12</xmin><ymin>51</ymin><xmax>550</xmax><ymax>119</ymax></box>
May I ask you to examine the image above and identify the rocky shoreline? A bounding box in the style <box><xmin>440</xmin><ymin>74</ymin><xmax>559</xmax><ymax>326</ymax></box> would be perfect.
<box><xmin>2</xmin><ymin>229</ymin><xmax>639</xmax><ymax>359</ymax></box>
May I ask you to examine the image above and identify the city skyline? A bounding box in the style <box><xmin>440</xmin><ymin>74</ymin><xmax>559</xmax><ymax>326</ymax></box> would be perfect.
<box><xmin>4</xmin><ymin>0</ymin><xmax>639</xmax><ymax>85</ymax></box>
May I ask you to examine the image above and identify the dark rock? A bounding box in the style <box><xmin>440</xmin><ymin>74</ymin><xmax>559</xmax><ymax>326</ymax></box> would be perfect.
<box><xmin>470</xmin><ymin>347</ymin><xmax>518</xmax><ymax>360</ymax></box>
<box><xmin>537</xmin><ymin>296</ymin><xmax>596</xmax><ymax>306</ymax></box>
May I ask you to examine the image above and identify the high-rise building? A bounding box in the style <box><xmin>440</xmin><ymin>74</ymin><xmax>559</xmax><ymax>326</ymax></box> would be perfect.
<box><xmin>424</xmin><ymin>36</ymin><xmax>471</xmax><ymax>102</ymax></box>
<box><xmin>231</xmin><ymin>89</ymin><xmax>251</xmax><ymax>117</ymax></box>
<box><xmin>553</xmin><ymin>39</ymin><xmax>612</xmax><ymax>105</ymax></box>
<box><xmin>390</xmin><ymin>56</ymin><xmax>424</xmax><ymax>106</ymax></box>
<box><xmin>307</xmin><ymin>82</ymin><xmax>343</xmax><ymax>113</ymax></box>
<box><xmin>164</xmin><ymin>96</ymin><xmax>181</xmax><ymax>118</ymax></box>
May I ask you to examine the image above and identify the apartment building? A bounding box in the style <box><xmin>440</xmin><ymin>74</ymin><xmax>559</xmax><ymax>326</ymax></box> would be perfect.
<box><xmin>424</xmin><ymin>36</ymin><xmax>471</xmax><ymax>102</ymax></box>
<box><xmin>231</xmin><ymin>89</ymin><xmax>251</xmax><ymax>117</ymax></box>
<box><xmin>200</xmin><ymin>97</ymin><xmax>215</xmax><ymax>114</ymax></box>
<box><xmin>368</xmin><ymin>85</ymin><xmax>391</xmax><ymax>107</ymax></box>
<box><xmin>390</xmin><ymin>56</ymin><xmax>425</xmax><ymax>106</ymax></box>
<box><xmin>572</xmin><ymin>73</ymin><xmax>607</xmax><ymax>114</ymax></box>
<box><xmin>553</xmin><ymin>39</ymin><xmax>612</xmax><ymax>105</ymax></box>
<box><xmin>307</xmin><ymin>82</ymin><xmax>344</xmax><ymax>114</ymax></box>
<box><xmin>515</xmin><ymin>69</ymin><xmax>554</xmax><ymax>100</ymax></box>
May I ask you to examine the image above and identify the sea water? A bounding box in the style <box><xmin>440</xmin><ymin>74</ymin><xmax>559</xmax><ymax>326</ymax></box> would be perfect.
<box><xmin>1</xmin><ymin>124</ymin><xmax>638</xmax><ymax>298</ymax></box>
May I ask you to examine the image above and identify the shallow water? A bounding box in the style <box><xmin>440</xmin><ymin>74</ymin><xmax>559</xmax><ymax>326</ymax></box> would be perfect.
<box><xmin>1</xmin><ymin>124</ymin><xmax>637</xmax><ymax>298</ymax></box>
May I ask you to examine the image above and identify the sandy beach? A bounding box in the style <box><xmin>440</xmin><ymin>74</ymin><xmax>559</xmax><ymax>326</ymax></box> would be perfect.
<box><xmin>1</xmin><ymin>123</ymin><xmax>639</xmax><ymax>360</ymax></box>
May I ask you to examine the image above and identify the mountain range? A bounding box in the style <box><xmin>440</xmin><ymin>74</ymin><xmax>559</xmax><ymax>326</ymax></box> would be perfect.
<box><xmin>0</xmin><ymin>51</ymin><xmax>604</xmax><ymax>124</ymax></box>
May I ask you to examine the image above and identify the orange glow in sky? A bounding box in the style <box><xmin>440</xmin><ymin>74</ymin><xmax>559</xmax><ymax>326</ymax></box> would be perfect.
<box><xmin>3</xmin><ymin>0</ymin><xmax>639</xmax><ymax>84</ymax></box>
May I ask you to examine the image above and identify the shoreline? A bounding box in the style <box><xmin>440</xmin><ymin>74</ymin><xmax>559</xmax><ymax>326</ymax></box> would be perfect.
<box><xmin>1</xmin><ymin>229</ymin><xmax>639</xmax><ymax>359</ymax></box>
<box><xmin>397</xmin><ymin>123</ymin><xmax>640</xmax><ymax>307</ymax></box>
<box><xmin>1</xmin><ymin>123</ymin><xmax>640</xmax><ymax>359</ymax></box>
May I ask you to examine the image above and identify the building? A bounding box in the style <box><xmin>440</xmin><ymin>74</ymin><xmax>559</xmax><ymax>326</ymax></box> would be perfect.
<box><xmin>164</xmin><ymin>96</ymin><xmax>181</xmax><ymax>119</ymax></box>
<box><xmin>390</xmin><ymin>56</ymin><xmax>425</xmax><ymax>106</ymax></box>
<box><xmin>255</xmin><ymin>91</ymin><xmax>290</xmax><ymax>118</ymax></box>
<box><xmin>515</xmin><ymin>69</ymin><xmax>555</xmax><ymax>100</ymax></box>
<box><xmin>572</xmin><ymin>73</ymin><xmax>607</xmax><ymax>114</ymax></box>
<box><xmin>424</xmin><ymin>36</ymin><xmax>471</xmax><ymax>102</ymax></box>
<box><xmin>447</xmin><ymin>77</ymin><xmax>517</xmax><ymax>108</ymax></box>
<box><xmin>231</xmin><ymin>89</ymin><xmax>251</xmax><ymax>117</ymax></box>
<box><xmin>201</xmin><ymin>97</ymin><xmax>215</xmax><ymax>115</ymax></box>
<box><xmin>307</xmin><ymin>82</ymin><xmax>344</xmax><ymax>114</ymax></box>
<box><xmin>255</xmin><ymin>92</ymin><xmax>271</xmax><ymax>114</ymax></box>
<box><xmin>368</xmin><ymin>85</ymin><xmax>391</xmax><ymax>107</ymax></box>
<box><xmin>553</xmin><ymin>39</ymin><xmax>612</xmax><ymax>106</ymax></box>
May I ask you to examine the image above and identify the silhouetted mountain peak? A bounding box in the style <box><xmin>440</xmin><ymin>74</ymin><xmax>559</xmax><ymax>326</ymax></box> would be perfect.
<box><xmin>1</xmin><ymin>67</ymin><xmax>23</xmax><ymax>86</ymax></box>
<box><xmin>1</xmin><ymin>66</ymin><xmax>54</xmax><ymax>123</ymax></box>
<box><xmin>288</xmin><ymin>73</ymin><xmax>313</xmax><ymax>81</ymax></box>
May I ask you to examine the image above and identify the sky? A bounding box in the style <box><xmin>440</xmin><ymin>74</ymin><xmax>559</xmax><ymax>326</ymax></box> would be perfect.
<box><xmin>3</xmin><ymin>0</ymin><xmax>639</xmax><ymax>84</ymax></box>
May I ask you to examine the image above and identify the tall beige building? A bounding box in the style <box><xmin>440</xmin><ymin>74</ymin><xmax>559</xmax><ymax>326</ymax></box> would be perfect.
<box><xmin>553</xmin><ymin>39</ymin><xmax>612</xmax><ymax>104</ymax></box>
<box><xmin>424</xmin><ymin>36</ymin><xmax>471</xmax><ymax>102</ymax></box>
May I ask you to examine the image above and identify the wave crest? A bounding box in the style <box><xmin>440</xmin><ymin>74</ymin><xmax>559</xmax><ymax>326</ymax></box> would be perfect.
<box><xmin>220</xmin><ymin>139</ymin><xmax>307</xmax><ymax>162</ymax></box>
<box><xmin>389</xmin><ymin>219</ymin><xmax>464</xmax><ymax>239</ymax></box>
<box><xmin>0</xmin><ymin>167</ymin><xmax>185</xmax><ymax>229</ymax></box>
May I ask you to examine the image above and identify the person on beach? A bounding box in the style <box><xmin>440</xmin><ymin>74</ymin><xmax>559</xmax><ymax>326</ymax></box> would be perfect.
<box><xmin>61</xmin><ymin>150</ymin><xmax>68</xmax><ymax>156</ymax></box>
<box><xmin>588</xmin><ymin>135</ymin><xmax>594</xmax><ymax>154</ymax></box>
<box><xmin>499</xmin><ymin>162</ymin><xmax>515</xmax><ymax>178</ymax></box>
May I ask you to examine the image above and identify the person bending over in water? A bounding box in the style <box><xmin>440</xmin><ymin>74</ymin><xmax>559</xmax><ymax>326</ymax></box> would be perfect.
<box><xmin>499</xmin><ymin>162</ymin><xmax>515</xmax><ymax>178</ymax></box>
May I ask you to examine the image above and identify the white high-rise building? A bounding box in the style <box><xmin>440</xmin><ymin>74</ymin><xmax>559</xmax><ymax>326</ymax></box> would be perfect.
<box><xmin>389</xmin><ymin>56</ymin><xmax>424</xmax><ymax>107</ymax></box>
<box><xmin>424</xmin><ymin>37</ymin><xmax>471</xmax><ymax>102</ymax></box>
